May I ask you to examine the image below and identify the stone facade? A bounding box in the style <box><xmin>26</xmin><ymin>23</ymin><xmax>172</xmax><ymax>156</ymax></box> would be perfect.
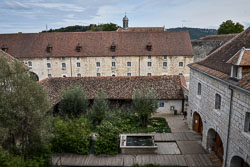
<box><xmin>188</xmin><ymin>69</ymin><xmax>250</xmax><ymax>167</ymax></box>
<box><xmin>23</xmin><ymin>55</ymin><xmax>193</xmax><ymax>82</ymax></box>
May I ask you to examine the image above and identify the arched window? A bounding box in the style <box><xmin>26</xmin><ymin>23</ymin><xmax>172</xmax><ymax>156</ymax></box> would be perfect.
<box><xmin>215</xmin><ymin>94</ymin><xmax>221</xmax><ymax>109</ymax></box>
<box><xmin>198</xmin><ymin>83</ymin><xmax>201</xmax><ymax>95</ymax></box>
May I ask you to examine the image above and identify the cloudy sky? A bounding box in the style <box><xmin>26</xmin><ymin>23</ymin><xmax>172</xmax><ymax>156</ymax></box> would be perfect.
<box><xmin>1</xmin><ymin>0</ymin><xmax>250</xmax><ymax>33</ymax></box>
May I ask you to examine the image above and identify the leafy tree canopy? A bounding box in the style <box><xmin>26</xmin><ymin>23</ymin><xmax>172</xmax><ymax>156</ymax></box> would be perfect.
<box><xmin>60</xmin><ymin>86</ymin><xmax>89</xmax><ymax>118</ymax></box>
<box><xmin>217</xmin><ymin>20</ymin><xmax>244</xmax><ymax>34</ymax></box>
<box><xmin>87</xmin><ymin>90</ymin><xmax>109</xmax><ymax>128</ymax></box>
<box><xmin>0</xmin><ymin>56</ymin><xmax>50</xmax><ymax>161</ymax></box>
<box><xmin>133</xmin><ymin>90</ymin><xmax>158</xmax><ymax>127</ymax></box>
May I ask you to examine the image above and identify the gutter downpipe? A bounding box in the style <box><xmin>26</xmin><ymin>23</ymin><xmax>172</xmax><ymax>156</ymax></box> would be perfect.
<box><xmin>225</xmin><ymin>86</ymin><xmax>233</xmax><ymax>167</ymax></box>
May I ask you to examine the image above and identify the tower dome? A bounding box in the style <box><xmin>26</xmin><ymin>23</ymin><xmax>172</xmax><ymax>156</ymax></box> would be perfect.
<box><xmin>123</xmin><ymin>13</ymin><xmax>128</xmax><ymax>30</ymax></box>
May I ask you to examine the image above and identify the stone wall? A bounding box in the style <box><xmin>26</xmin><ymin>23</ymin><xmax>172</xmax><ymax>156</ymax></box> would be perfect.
<box><xmin>191</xmin><ymin>34</ymin><xmax>236</xmax><ymax>62</ymax></box>
<box><xmin>188</xmin><ymin>69</ymin><xmax>250</xmax><ymax>167</ymax></box>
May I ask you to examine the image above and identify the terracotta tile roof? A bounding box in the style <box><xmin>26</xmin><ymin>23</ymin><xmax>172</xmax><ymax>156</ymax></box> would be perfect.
<box><xmin>226</xmin><ymin>48</ymin><xmax>250</xmax><ymax>66</ymax></box>
<box><xmin>197</xmin><ymin>27</ymin><xmax>250</xmax><ymax>75</ymax></box>
<box><xmin>117</xmin><ymin>27</ymin><xmax>165</xmax><ymax>32</ymax></box>
<box><xmin>0</xmin><ymin>50</ymin><xmax>28</xmax><ymax>69</ymax></box>
<box><xmin>189</xmin><ymin>28</ymin><xmax>250</xmax><ymax>92</ymax></box>
<box><xmin>179</xmin><ymin>74</ymin><xmax>188</xmax><ymax>90</ymax></box>
<box><xmin>0</xmin><ymin>31</ymin><xmax>193</xmax><ymax>58</ymax></box>
<box><xmin>40</xmin><ymin>76</ymin><xmax>184</xmax><ymax>105</ymax></box>
<box><xmin>241</xmin><ymin>49</ymin><xmax>250</xmax><ymax>66</ymax></box>
<box><xmin>199</xmin><ymin>33</ymin><xmax>238</xmax><ymax>41</ymax></box>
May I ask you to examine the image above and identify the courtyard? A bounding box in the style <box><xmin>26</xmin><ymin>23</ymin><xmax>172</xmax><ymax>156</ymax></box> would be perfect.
<box><xmin>52</xmin><ymin>114</ymin><xmax>221</xmax><ymax>167</ymax></box>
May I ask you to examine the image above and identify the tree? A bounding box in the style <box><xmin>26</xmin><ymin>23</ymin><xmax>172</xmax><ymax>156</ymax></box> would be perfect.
<box><xmin>0</xmin><ymin>56</ymin><xmax>50</xmax><ymax>160</ymax></box>
<box><xmin>132</xmin><ymin>90</ymin><xmax>158</xmax><ymax>127</ymax></box>
<box><xmin>50</xmin><ymin>117</ymin><xmax>90</xmax><ymax>154</ymax></box>
<box><xmin>60</xmin><ymin>86</ymin><xmax>89</xmax><ymax>118</ymax></box>
<box><xmin>87</xmin><ymin>90</ymin><xmax>109</xmax><ymax>127</ymax></box>
<box><xmin>218</xmin><ymin>20</ymin><xmax>244</xmax><ymax>34</ymax></box>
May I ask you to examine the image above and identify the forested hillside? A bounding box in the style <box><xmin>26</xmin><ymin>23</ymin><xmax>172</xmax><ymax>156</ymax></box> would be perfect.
<box><xmin>42</xmin><ymin>24</ymin><xmax>217</xmax><ymax>40</ymax></box>
<box><xmin>41</xmin><ymin>23</ymin><xmax>120</xmax><ymax>33</ymax></box>
<box><xmin>168</xmin><ymin>27</ymin><xmax>217</xmax><ymax>40</ymax></box>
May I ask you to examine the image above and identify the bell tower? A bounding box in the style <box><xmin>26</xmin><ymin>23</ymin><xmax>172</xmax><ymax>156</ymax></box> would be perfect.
<box><xmin>123</xmin><ymin>13</ymin><xmax>128</xmax><ymax>30</ymax></box>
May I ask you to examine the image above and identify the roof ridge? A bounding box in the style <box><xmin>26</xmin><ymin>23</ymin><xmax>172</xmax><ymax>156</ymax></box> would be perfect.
<box><xmin>197</xmin><ymin>28</ymin><xmax>250</xmax><ymax>65</ymax></box>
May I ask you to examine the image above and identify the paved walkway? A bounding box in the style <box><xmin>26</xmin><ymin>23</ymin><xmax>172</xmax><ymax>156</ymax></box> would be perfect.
<box><xmin>52</xmin><ymin>114</ymin><xmax>221</xmax><ymax>167</ymax></box>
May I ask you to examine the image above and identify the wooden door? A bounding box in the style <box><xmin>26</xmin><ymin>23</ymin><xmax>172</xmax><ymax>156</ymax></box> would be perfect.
<box><xmin>214</xmin><ymin>133</ymin><xmax>224</xmax><ymax>162</ymax></box>
<box><xmin>198</xmin><ymin>118</ymin><xmax>203</xmax><ymax>133</ymax></box>
<box><xmin>243</xmin><ymin>161</ymin><xmax>250</xmax><ymax>167</ymax></box>
<box><xmin>193</xmin><ymin>115</ymin><xmax>200</xmax><ymax>132</ymax></box>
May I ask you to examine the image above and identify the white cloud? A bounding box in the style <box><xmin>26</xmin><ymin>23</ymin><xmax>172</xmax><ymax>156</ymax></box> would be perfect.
<box><xmin>31</xmin><ymin>3</ymin><xmax>85</xmax><ymax>12</ymax></box>
<box><xmin>5</xmin><ymin>1</ymin><xmax>29</xmax><ymax>9</ymax></box>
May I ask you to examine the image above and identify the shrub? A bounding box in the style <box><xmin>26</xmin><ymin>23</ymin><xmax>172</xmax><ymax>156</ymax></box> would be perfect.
<box><xmin>51</xmin><ymin>117</ymin><xmax>90</xmax><ymax>154</ymax></box>
<box><xmin>60</xmin><ymin>86</ymin><xmax>89</xmax><ymax>118</ymax></box>
<box><xmin>87</xmin><ymin>90</ymin><xmax>109</xmax><ymax>128</ymax></box>
<box><xmin>94</xmin><ymin>121</ymin><xmax>120</xmax><ymax>155</ymax></box>
<box><xmin>0</xmin><ymin>147</ymin><xmax>48</xmax><ymax>167</ymax></box>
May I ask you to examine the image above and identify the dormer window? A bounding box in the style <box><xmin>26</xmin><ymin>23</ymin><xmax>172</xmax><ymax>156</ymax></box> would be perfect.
<box><xmin>1</xmin><ymin>44</ymin><xmax>8</xmax><ymax>52</ymax></box>
<box><xmin>232</xmin><ymin>66</ymin><xmax>238</xmax><ymax>78</ymax></box>
<box><xmin>146</xmin><ymin>42</ymin><xmax>152</xmax><ymax>51</ymax></box>
<box><xmin>76</xmin><ymin>43</ymin><xmax>82</xmax><ymax>52</ymax></box>
<box><xmin>110</xmin><ymin>42</ymin><xmax>116</xmax><ymax>52</ymax></box>
<box><xmin>46</xmin><ymin>44</ymin><xmax>53</xmax><ymax>53</ymax></box>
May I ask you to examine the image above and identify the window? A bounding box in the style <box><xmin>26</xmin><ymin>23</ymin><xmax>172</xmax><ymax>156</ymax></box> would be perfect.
<box><xmin>112</xmin><ymin>62</ymin><xmax>116</xmax><ymax>67</ymax></box>
<box><xmin>61</xmin><ymin>57</ymin><xmax>65</xmax><ymax>60</ymax></box>
<box><xmin>179</xmin><ymin>62</ymin><xmax>184</xmax><ymax>67</ymax></box>
<box><xmin>147</xmin><ymin>73</ymin><xmax>152</xmax><ymax>76</ymax></box>
<box><xmin>164</xmin><ymin>56</ymin><xmax>167</xmax><ymax>60</ymax></box>
<box><xmin>215</xmin><ymin>94</ymin><xmax>221</xmax><ymax>109</ymax></box>
<box><xmin>96</xmin><ymin>62</ymin><xmax>100</xmax><ymax>67</ymax></box>
<box><xmin>170</xmin><ymin>106</ymin><xmax>175</xmax><ymax>110</ymax></box>
<box><xmin>198</xmin><ymin>83</ymin><xmax>201</xmax><ymax>95</ymax></box>
<box><xmin>159</xmin><ymin>102</ymin><xmax>164</xmax><ymax>107</ymax></box>
<box><xmin>62</xmin><ymin>74</ymin><xmax>67</xmax><ymax>78</ymax></box>
<box><xmin>112</xmin><ymin>74</ymin><xmax>116</xmax><ymax>77</ymax></box>
<box><xmin>127</xmin><ymin>62</ymin><xmax>131</xmax><ymax>67</ymax></box>
<box><xmin>112</xmin><ymin>56</ymin><xmax>115</xmax><ymax>59</ymax></box>
<box><xmin>47</xmin><ymin>63</ymin><xmax>51</xmax><ymax>68</ymax></box>
<box><xmin>28</xmin><ymin>61</ymin><xmax>32</xmax><ymax>67</ymax></box>
<box><xmin>127</xmin><ymin>73</ymin><xmax>131</xmax><ymax>76</ymax></box>
<box><xmin>244</xmin><ymin>112</ymin><xmax>250</xmax><ymax>132</ymax></box>
<box><xmin>148</xmin><ymin>56</ymin><xmax>151</xmax><ymax>59</ymax></box>
<box><xmin>233</xmin><ymin>66</ymin><xmax>238</xmax><ymax>78</ymax></box>
<box><xmin>97</xmin><ymin>73</ymin><xmax>101</xmax><ymax>76</ymax></box>
<box><xmin>163</xmin><ymin>62</ymin><xmax>167</xmax><ymax>67</ymax></box>
<box><xmin>77</xmin><ymin>62</ymin><xmax>80</xmax><ymax>67</ymax></box>
<box><xmin>48</xmin><ymin>74</ymin><xmax>52</xmax><ymax>78</ymax></box>
<box><xmin>148</xmin><ymin>62</ymin><xmax>152</xmax><ymax>67</ymax></box>
<box><xmin>62</xmin><ymin>63</ymin><xmax>66</xmax><ymax>69</ymax></box>
<box><xmin>77</xmin><ymin>73</ymin><xmax>81</xmax><ymax>77</ymax></box>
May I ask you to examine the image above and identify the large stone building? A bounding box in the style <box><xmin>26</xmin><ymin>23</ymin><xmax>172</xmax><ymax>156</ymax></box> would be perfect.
<box><xmin>188</xmin><ymin>28</ymin><xmax>250</xmax><ymax>167</ymax></box>
<box><xmin>40</xmin><ymin>75</ymin><xmax>187</xmax><ymax>114</ymax></box>
<box><xmin>0</xmin><ymin>16</ymin><xmax>193</xmax><ymax>83</ymax></box>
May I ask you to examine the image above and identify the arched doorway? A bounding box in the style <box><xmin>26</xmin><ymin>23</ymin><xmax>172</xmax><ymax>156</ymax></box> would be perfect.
<box><xmin>193</xmin><ymin>112</ymin><xmax>203</xmax><ymax>134</ymax></box>
<box><xmin>207</xmin><ymin>129</ymin><xmax>224</xmax><ymax>164</ymax></box>
<box><xmin>231</xmin><ymin>156</ymin><xmax>249</xmax><ymax>167</ymax></box>
<box><xmin>29</xmin><ymin>71</ymin><xmax>39</xmax><ymax>81</ymax></box>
